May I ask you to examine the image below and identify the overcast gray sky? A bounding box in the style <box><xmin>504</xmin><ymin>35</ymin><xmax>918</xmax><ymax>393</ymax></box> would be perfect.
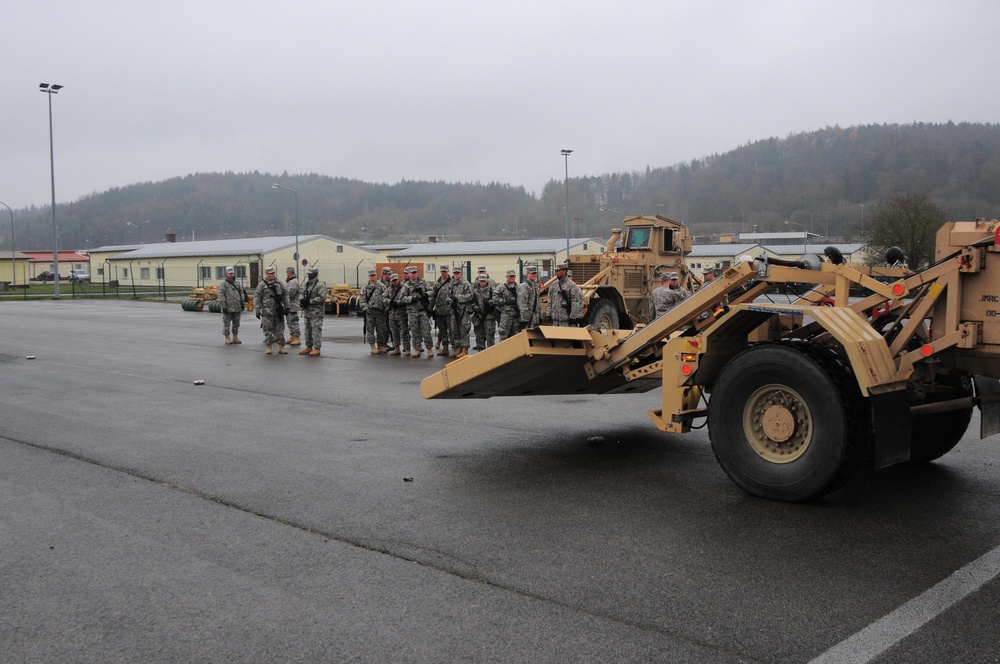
<box><xmin>2</xmin><ymin>0</ymin><xmax>998</xmax><ymax>210</ymax></box>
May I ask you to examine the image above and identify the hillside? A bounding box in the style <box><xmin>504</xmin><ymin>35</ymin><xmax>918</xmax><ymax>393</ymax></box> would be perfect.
<box><xmin>9</xmin><ymin>122</ymin><xmax>1000</xmax><ymax>250</ymax></box>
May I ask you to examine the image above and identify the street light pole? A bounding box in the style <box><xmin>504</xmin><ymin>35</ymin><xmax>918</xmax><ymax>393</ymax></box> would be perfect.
<box><xmin>40</xmin><ymin>83</ymin><xmax>63</xmax><ymax>298</ymax></box>
<box><xmin>126</xmin><ymin>219</ymin><xmax>150</xmax><ymax>243</ymax></box>
<box><xmin>271</xmin><ymin>183</ymin><xmax>299</xmax><ymax>277</ymax></box>
<box><xmin>784</xmin><ymin>220</ymin><xmax>808</xmax><ymax>255</ymax></box>
<box><xmin>561</xmin><ymin>149</ymin><xmax>573</xmax><ymax>260</ymax></box>
<box><xmin>0</xmin><ymin>201</ymin><xmax>13</xmax><ymax>288</ymax></box>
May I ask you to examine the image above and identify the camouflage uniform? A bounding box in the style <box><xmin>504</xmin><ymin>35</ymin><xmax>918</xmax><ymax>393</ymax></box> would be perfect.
<box><xmin>517</xmin><ymin>274</ymin><xmax>542</xmax><ymax>329</ymax></box>
<box><xmin>492</xmin><ymin>275</ymin><xmax>521</xmax><ymax>341</ymax></box>
<box><xmin>218</xmin><ymin>274</ymin><xmax>247</xmax><ymax>341</ymax></box>
<box><xmin>379</xmin><ymin>270</ymin><xmax>393</xmax><ymax>347</ymax></box>
<box><xmin>254</xmin><ymin>275</ymin><xmax>290</xmax><ymax>348</ymax></box>
<box><xmin>361</xmin><ymin>274</ymin><xmax>389</xmax><ymax>348</ymax></box>
<box><xmin>400</xmin><ymin>269</ymin><xmax>433</xmax><ymax>355</ymax></box>
<box><xmin>430</xmin><ymin>270</ymin><xmax>453</xmax><ymax>351</ymax></box>
<box><xmin>284</xmin><ymin>270</ymin><xmax>301</xmax><ymax>343</ymax></box>
<box><xmin>650</xmin><ymin>275</ymin><xmax>690</xmax><ymax>319</ymax></box>
<box><xmin>447</xmin><ymin>272</ymin><xmax>474</xmax><ymax>353</ymax></box>
<box><xmin>548</xmin><ymin>272</ymin><xmax>585</xmax><ymax>326</ymax></box>
<box><xmin>385</xmin><ymin>275</ymin><xmax>410</xmax><ymax>354</ymax></box>
<box><xmin>471</xmin><ymin>278</ymin><xmax>497</xmax><ymax>349</ymax></box>
<box><xmin>299</xmin><ymin>272</ymin><xmax>329</xmax><ymax>350</ymax></box>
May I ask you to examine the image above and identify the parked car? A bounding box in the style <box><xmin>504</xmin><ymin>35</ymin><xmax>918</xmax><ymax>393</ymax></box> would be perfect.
<box><xmin>35</xmin><ymin>271</ymin><xmax>60</xmax><ymax>281</ymax></box>
<box><xmin>69</xmin><ymin>269</ymin><xmax>91</xmax><ymax>283</ymax></box>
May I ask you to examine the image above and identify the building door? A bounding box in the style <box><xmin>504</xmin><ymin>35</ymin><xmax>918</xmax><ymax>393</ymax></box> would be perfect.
<box><xmin>250</xmin><ymin>262</ymin><xmax>260</xmax><ymax>288</ymax></box>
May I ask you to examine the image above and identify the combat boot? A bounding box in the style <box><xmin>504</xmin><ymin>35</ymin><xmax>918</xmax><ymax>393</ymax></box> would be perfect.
<box><xmin>288</xmin><ymin>336</ymin><xmax>301</xmax><ymax>346</ymax></box>
<box><xmin>455</xmin><ymin>347</ymin><xmax>468</xmax><ymax>358</ymax></box>
<box><xmin>265</xmin><ymin>345</ymin><xmax>272</xmax><ymax>355</ymax></box>
<box><xmin>299</xmin><ymin>346</ymin><xmax>312</xmax><ymax>355</ymax></box>
<box><xmin>434</xmin><ymin>337</ymin><xmax>441</xmax><ymax>349</ymax></box>
<box><xmin>308</xmin><ymin>348</ymin><xmax>321</xmax><ymax>356</ymax></box>
<box><xmin>278</xmin><ymin>345</ymin><xmax>287</xmax><ymax>355</ymax></box>
<box><xmin>388</xmin><ymin>347</ymin><xmax>401</xmax><ymax>356</ymax></box>
<box><xmin>378</xmin><ymin>344</ymin><xmax>390</xmax><ymax>354</ymax></box>
<box><xmin>410</xmin><ymin>349</ymin><xmax>422</xmax><ymax>358</ymax></box>
<box><xmin>225</xmin><ymin>334</ymin><xmax>232</xmax><ymax>345</ymax></box>
<box><xmin>448</xmin><ymin>347</ymin><xmax>459</xmax><ymax>357</ymax></box>
<box><xmin>232</xmin><ymin>335</ymin><xmax>242</xmax><ymax>344</ymax></box>
<box><xmin>370</xmin><ymin>343</ymin><xmax>379</xmax><ymax>355</ymax></box>
<box><xmin>438</xmin><ymin>344</ymin><xmax>450</xmax><ymax>357</ymax></box>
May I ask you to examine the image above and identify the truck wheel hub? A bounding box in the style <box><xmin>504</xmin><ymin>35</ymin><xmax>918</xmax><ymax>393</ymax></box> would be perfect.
<box><xmin>743</xmin><ymin>386</ymin><xmax>811</xmax><ymax>463</ymax></box>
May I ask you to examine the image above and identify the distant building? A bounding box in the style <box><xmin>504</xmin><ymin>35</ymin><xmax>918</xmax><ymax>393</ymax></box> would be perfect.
<box><xmin>88</xmin><ymin>235</ymin><xmax>379</xmax><ymax>288</ymax></box>
<box><xmin>387</xmin><ymin>237</ymin><xmax>602</xmax><ymax>280</ymax></box>
<box><xmin>0</xmin><ymin>251</ymin><xmax>33</xmax><ymax>286</ymax></box>
<box><xmin>18</xmin><ymin>250</ymin><xmax>90</xmax><ymax>280</ymax></box>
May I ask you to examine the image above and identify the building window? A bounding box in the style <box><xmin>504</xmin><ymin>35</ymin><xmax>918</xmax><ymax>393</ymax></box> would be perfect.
<box><xmin>200</xmin><ymin>266</ymin><xmax>211</xmax><ymax>280</ymax></box>
<box><xmin>583</xmin><ymin>243</ymin><xmax>588</xmax><ymax>251</ymax></box>
<box><xmin>97</xmin><ymin>267</ymin><xmax>104</xmax><ymax>276</ymax></box>
<box><xmin>140</xmin><ymin>267</ymin><xmax>151</xmax><ymax>279</ymax></box>
<box><xmin>337</xmin><ymin>245</ymin><xmax>344</xmax><ymax>253</ymax></box>
<box><xmin>156</xmin><ymin>267</ymin><xmax>165</xmax><ymax>279</ymax></box>
<box><xmin>216</xmin><ymin>266</ymin><xmax>227</xmax><ymax>279</ymax></box>
<box><xmin>122</xmin><ymin>268</ymin><xmax>129</xmax><ymax>278</ymax></box>
<box><xmin>234</xmin><ymin>265</ymin><xmax>247</xmax><ymax>278</ymax></box>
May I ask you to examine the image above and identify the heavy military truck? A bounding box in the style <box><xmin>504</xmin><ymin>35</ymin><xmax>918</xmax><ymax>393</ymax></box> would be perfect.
<box><xmin>540</xmin><ymin>214</ymin><xmax>696</xmax><ymax>329</ymax></box>
<box><xmin>421</xmin><ymin>218</ymin><xmax>1000</xmax><ymax>502</ymax></box>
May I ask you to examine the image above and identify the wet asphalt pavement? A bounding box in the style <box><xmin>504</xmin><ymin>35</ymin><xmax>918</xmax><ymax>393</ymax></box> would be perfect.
<box><xmin>2</xmin><ymin>299</ymin><xmax>999</xmax><ymax>663</ymax></box>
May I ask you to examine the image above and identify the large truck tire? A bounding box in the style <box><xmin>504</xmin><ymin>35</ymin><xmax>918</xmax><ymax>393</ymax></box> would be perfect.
<box><xmin>709</xmin><ymin>341</ymin><xmax>868</xmax><ymax>501</ymax></box>
<box><xmin>587</xmin><ymin>299</ymin><xmax>620</xmax><ymax>330</ymax></box>
<box><xmin>908</xmin><ymin>374</ymin><xmax>973</xmax><ymax>463</ymax></box>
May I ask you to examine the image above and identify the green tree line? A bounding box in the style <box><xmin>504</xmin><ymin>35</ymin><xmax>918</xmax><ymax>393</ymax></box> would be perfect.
<box><xmin>6</xmin><ymin>122</ymin><xmax>1000</xmax><ymax>251</ymax></box>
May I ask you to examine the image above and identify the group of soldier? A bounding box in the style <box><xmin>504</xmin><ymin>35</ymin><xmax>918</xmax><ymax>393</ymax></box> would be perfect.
<box><xmin>217</xmin><ymin>265</ymin><xmax>329</xmax><ymax>356</ymax></box>
<box><xmin>217</xmin><ymin>259</ymin><xmax>686</xmax><ymax>359</ymax></box>
<box><xmin>360</xmin><ymin>262</ymin><xmax>584</xmax><ymax>358</ymax></box>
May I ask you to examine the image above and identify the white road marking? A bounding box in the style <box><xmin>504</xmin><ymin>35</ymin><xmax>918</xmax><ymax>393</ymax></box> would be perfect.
<box><xmin>809</xmin><ymin>543</ymin><xmax>1000</xmax><ymax>663</ymax></box>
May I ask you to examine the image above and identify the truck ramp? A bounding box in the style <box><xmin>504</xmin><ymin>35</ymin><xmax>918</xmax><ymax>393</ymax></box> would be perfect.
<box><xmin>419</xmin><ymin>326</ymin><xmax>661</xmax><ymax>399</ymax></box>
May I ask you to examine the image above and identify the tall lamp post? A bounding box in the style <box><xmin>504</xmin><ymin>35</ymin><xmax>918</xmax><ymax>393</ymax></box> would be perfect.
<box><xmin>1</xmin><ymin>201</ymin><xmax>13</xmax><ymax>288</ymax></box>
<box><xmin>271</xmin><ymin>183</ymin><xmax>299</xmax><ymax>277</ymax></box>
<box><xmin>784</xmin><ymin>220</ymin><xmax>808</xmax><ymax>255</ymax></box>
<box><xmin>126</xmin><ymin>219</ymin><xmax>150</xmax><ymax>243</ymax></box>
<box><xmin>561</xmin><ymin>149</ymin><xmax>573</xmax><ymax>260</ymax></box>
<box><xmin>40</xmin><ymin>83</ymin><xmax>63</xmax><ymax>298</ymax></box>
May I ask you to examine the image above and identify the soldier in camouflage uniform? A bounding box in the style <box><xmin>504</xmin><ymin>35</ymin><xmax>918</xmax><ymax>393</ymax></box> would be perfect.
<box><xmin>254</xmin><ymin>266</ymin><xmax>290</xmax><ymax>355</ymax></box>
<box><xmin>430</xmin><ymin>265</ymin><xmax>453</xmax><ymax>356</ymax></box>
<box><xmin>378</xmin><ymin>267</ymin><xmax>394</xmax><ymax>349</ymax></box>
<box><xmin>650</xmin><ymin>272</ymin><xmax>690</xmax><ymax>319</ymax></box>
<box><xmin>385</xmin><ymin>272</ymin><xmax>410</xmax><ymax>356</ymax></box>
<box><xmin>471</xmin><ymin>274</ymin><xmax>497</xmax><ymax>350</ymax></box>
<box><xmin>361</xmin><ymin>269</ymin><xmax>390</xmax><ymax>354</ymax></box>
<box><xmin>547</xmin><ymin>263</ymin><xmax>585</xmax><ymax>326</ymax></box>
<box><xmin>476</xmin><ymin>265</ymin><xmax>496</xmax><ymax>291</ymax></box>
<box><xmin>447</xmin><ymin>267</ymin><xmax>474</xmax><ymax>358</ymax></box>
<box><xmin>400</xmin><ymin>266</ymin><xmax>434</xmax><ymax>358</ymax></box>
<box><xmin>518</xmin><ymin>266</ymin><xmax>541</xmax><ymax>330</ymax></box>
<box><xmin>284</xmin><ymin>267</ymin><xmax>301</xmax><ymax>346</ymax></box>
<box><xmin>298</xmin><ymin>266</ymin><xmax>328</xmax><ymax>357</ymax></box>
<box><xmin>218</xmin><ymin>266</ymin><xmax>247</xmax><ymax>345</ymax></box>
<box><xmin>493</xmin><ymin>269</ymin><xmax>521</xmax><ymax>341</ymax></box>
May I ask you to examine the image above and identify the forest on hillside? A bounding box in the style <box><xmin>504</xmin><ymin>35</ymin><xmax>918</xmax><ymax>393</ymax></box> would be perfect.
<box><xmin>7</xmin><ymin>122</ymin><xmax>1000</xmax><ymax>251</ymax></box>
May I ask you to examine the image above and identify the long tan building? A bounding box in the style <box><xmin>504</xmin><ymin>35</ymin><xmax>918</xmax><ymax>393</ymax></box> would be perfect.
<box><xmin>387</xmin><ymin>237</ymin><xmax>603</xmax><ymax>280</ymax></box>
<box><xmin>88</xmin><ymin>235</ymin><xmax>380</xmax><ymax>288</ymax></box>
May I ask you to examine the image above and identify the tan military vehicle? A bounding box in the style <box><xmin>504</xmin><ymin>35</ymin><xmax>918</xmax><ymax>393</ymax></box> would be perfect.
<box><xmin>540</xmin><ymin>214</ymin><xmax>695</xmax><ymax>329</ymax></box>
<box><xmin>423</xmin><ymin>218</ymin><xmax>1000</xmax><ymax>502</ymax></box>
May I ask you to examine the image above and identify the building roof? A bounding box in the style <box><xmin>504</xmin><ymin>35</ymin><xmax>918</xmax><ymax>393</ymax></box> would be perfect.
<box><xmin>18</xmin><ymin>250</ymin><xmax>90</xmax><ymax>262</ymax></box>
<box><xmin>762</xmin><ymin>243</ymin><xmax>867</xmax><ymax>256</ymax></box>
<box><xmin>92</xmin><ymin>235</ymin><xmax>376</xmax><ymax>260</ymax></box>
<box><xmin>688</xmin><ymin>243</ymin><xmax>761</xmax><ymax>257</ymax></box>
<box><xmin>389</xmin><ymin>237</ymin><xmax>598</xmax><ymax>258</ymax></box>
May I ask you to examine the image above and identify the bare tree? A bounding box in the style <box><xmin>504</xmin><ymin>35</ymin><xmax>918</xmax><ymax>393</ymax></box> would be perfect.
<box><xmin>864</xmin><ymin>194</ymin><xmax>946</xmax><ymax>269</ymax></box>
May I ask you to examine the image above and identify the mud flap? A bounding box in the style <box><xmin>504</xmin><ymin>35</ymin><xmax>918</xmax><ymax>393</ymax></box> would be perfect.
<box><xmin>871</xmin><ymin>390</ymin><xmax>912</xmax><ymax>468</ymax></box>
<box><xmin>974</xmin><ymin>375</ymin><xmax>1000</xmax><ymax>438</ymax></box>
